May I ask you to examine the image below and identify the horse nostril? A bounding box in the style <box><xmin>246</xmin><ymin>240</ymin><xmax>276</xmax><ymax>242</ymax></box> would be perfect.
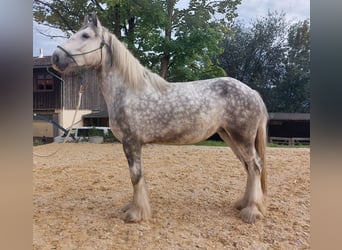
<box><xmin>52</xmin><ymin>54</ymin><xmax>59</xmax><ymax>64</ymax></box>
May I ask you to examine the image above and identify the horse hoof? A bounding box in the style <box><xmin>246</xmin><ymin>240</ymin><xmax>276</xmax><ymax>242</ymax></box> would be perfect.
<box><xmin>122</xmin><ymin>210</ymin><xmax>141</xmax><ymax>223</ymax></box>
<box><xmin>121</xmin><ymin>203</ymin><xmax>151</xmax><ymax>223</ymax></box>
<box><xmin>239</xmin><ymin>206</ymin><xmax>263</xmax><ymax>223</ymax></box>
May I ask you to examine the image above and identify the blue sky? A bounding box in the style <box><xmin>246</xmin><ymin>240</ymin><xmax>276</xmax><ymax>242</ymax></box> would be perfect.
<box><xmin>33</xmin><ymin>0</ymin><xmax>310</xmax><ymax>57</ymax></box>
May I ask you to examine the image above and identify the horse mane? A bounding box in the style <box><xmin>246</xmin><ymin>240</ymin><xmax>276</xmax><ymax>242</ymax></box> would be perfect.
<box><xmin>103</xmin><ymin>28</ymin><xmax>169</xmax><ymax>92</ymax></box>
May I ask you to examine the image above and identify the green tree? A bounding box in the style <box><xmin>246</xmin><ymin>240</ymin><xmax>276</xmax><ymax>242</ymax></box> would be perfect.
<box><xmin>276</xmin><ymin>20</ymin><xmax>310</xmax><ymax>112</ymax></box>
<box><xmin>34</xmin><ymin>0</ymin><xmax>98</xmax><ymax>35</ymax></box>
<box><xmin>219</xmin><ymin>12</ymin><xmax>310</xmax><ymax>112</ymax></box>
<box><xmin>154</xmin><ymin>0</ymin><xmax>239</xmax><ymax>80</ymax></box>
<box><xmin>218</xmin><ymin>12</ymin><xmax>310</xmax><ymax>112</ymax></box>
<box><xmin>33</xmin><ymin>0</ymin><xmax>241</xmax><ymax>81</ymax></box>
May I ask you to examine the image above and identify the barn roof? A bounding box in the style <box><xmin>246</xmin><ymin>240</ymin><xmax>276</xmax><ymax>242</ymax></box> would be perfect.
<box><xmin>33</xmin><ymin>56</ymin><xmax>52</xmax><ymax>68</ymax></box>
<box><xmin>268</xmin><ymin>113</ymin><xmax>310</xmax><ymax>121</ymax></box>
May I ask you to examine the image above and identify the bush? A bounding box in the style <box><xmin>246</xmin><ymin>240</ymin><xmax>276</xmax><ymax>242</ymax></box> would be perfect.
<box><xmin>104</xmin><ymin>130</ymin><xmax>118</xmax><ymax>143</ymax></box>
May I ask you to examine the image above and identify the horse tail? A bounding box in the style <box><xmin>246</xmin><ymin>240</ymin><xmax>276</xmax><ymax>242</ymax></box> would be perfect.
<box><xmin>255</xmin><ymin>103</ymin><xmax>268</xmax><ymax>196</ymax></box>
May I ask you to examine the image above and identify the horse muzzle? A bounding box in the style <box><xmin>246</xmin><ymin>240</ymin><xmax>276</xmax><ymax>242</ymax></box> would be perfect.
<box><xmin>51</xmin><ymin>49</ymin><xmax>77</xmax><ymax>73</ymax></box>
<box><xmin>51</xmin><ymin>51</ymin><xmax>67</xmax><ymax>72</ymax></box>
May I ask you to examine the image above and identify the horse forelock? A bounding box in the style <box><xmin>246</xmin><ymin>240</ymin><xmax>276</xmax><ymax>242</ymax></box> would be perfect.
<box><xmin>102</xmin><ymin>29</ymin><xmax>168</xmax><ymax>92</ymax></box>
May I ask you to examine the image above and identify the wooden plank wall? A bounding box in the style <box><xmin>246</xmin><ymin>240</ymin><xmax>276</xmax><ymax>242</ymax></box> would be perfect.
<box><xmin>63</xmin><ymin>70</ymin><xmax>107</xmax><ymax>111</ymax></box>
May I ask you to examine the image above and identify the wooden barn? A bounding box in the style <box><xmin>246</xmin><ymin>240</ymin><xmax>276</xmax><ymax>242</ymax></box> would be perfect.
<box><xmin>268</xmin><ymin>113</ymin><xmax>310</xmax><ymax>145</ymax></box>
<box><xmin>33</xmin><ymin>55</ymin><xmax>107</xmax><ymax>142</ymax></box>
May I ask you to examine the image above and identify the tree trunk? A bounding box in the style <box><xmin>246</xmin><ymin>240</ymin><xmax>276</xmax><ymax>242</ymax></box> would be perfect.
<box><xmin>160</xmin><ymin>52</ymin><xmax>170</xmax><ymax>79</ymax></box>
<box><xmin>159</xmin><ymin>0</ymin><xmax>175</xmax><ymax>79</ymax></box>
<box><xmin>127</xmin><ymin>17</ymin><xmax>136</xmax><ymax>46</ymax></box>
<box><xmin>113</xmin><ymin>4</ymin><xmax>121</xmax><ymax>39</ymax></box>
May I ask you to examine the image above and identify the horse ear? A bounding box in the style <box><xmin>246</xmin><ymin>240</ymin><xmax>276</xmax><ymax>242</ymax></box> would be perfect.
<box><xmin>91</xmin><ymin>12</ymin><xmax>98</xmax><ymax>27</ymax></box>
<box><xmin>83</xmin><ymin>15</ymin><xmax>89</xmax><ymax>25</ymax></box>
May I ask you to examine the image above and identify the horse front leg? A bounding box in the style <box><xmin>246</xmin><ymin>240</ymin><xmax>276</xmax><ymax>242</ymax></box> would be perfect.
<box><xmin>122</xmin><ymin>140</ymin><xmax>151</xmax><ymax>223</ymax></box>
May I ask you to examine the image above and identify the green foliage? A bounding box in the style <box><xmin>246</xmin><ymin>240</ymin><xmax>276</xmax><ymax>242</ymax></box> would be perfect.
<box><xmin>104</xmin><ymin>130</ymin><xmax>118</xmax><ymax>143</ymax></box>
<box><xmin>219</xmin><ymin>12</ymin><xmax>310</xmax><ymax>113</ymax></box>
<box><xmin>88</xmin><ymin>127</ymin><xmax>104</xmax><ymax>137</ymax></box>
<box><xmin>34</xmin><ymin>0</ymin><xmax>99</xmax><ymax>35</ymax></box>
<box><xmin>33</xmin><ymin>0</ymin><xmax>241</xmax><ymax>81</ymax></box>
<box><xmin>276</xmin><ymin>20</ymin><xmax>310</xmax><ymax>112</ymax></box>
<box><xmin>33</xmin><ymin>140</ymin><xmax>48</xmax><ymax>146</ymax></box>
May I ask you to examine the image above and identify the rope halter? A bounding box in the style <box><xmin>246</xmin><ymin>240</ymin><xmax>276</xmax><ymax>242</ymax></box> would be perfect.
<box><xmin>56</xmin><ymin>34</ymin><xmax>111</xmax><ymax>67</ymax></box>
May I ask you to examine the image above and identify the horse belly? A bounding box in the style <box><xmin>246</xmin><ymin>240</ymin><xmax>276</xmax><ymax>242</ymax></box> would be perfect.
<box><xmin>143</xmin><ymin>115</ymin><xmax>219</xmax><ymax>145</ymax></box>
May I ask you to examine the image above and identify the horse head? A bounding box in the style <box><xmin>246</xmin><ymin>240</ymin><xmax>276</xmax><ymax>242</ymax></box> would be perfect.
<box><xmin>52</xmin><ymin>12</ymin><xmax>106</xmax><ymax>73</ymax></box>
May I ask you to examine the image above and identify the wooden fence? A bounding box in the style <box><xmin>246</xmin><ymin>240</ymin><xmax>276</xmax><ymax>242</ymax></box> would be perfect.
<box><xmin>269</xmin><ymin>137</ymin><xmax>310</xmax><ymax>146</ymax></box>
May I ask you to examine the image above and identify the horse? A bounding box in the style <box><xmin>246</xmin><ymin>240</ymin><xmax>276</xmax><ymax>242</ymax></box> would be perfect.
<box><xmin>52</xmin><ymin>13</ymin><xmax>268</xmax><ymax>224</ymax></box>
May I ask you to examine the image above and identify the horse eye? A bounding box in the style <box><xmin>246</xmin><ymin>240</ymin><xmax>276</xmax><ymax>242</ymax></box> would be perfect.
<box><xmin>82</xmin><ymin>33</ymin><xmax>90</xmax><ymax>39</ymax></box>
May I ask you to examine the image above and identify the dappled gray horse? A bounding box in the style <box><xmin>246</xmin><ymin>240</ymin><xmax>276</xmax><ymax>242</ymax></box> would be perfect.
<box><xmin>52</xmin><ymin>13</ymin><xmax>268</xmax><ymax>223</ymax></box>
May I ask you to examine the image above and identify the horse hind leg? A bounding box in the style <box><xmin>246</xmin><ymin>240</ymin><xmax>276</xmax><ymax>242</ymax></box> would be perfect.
<box><xmin>218</xmin><ymin>129</ymin><xmax>250</xmax><ymax>210</ymax></box>
<box><xmin>218</xmin><ymin>128</ymin><xmax>266</xmax><ymax>223</ymax></box>
<box><xmin>121</xmin><ymin>140</ymin><xmax>151</xmax><ymax>222</ymax></box>
<box><xmin>238</xmin><ymin>155</ymin><xmax>266</xmax><ymax>223</ymax></box>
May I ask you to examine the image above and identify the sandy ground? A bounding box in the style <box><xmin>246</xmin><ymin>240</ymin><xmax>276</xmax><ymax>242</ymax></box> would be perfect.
<box><xmin>33</xmin><ymin>143</ymin><xmax>310</xmax><ymax>249</ymax></box>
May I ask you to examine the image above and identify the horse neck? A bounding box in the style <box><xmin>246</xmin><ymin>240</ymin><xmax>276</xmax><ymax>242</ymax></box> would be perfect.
<box><xmin>99</xmin><ymin>30</ymin><xmax>169</xmax><ymax>94</ymax></box>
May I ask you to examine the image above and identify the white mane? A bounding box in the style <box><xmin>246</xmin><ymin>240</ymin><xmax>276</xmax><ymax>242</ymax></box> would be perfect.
<box><xmin>103</xmin><ymin>28</ymin><xmax>169</xmax><ymax>92</ymax></box>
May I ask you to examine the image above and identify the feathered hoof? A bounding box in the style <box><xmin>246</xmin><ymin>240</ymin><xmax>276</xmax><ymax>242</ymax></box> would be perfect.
<box><xmin>239</xmin><ymin>205</ymin><xmax>263</xmax><ymax>224</ymax></box>
<box><xmin>234</xmin><ymin>198</ymin><xmax>248</xmax><ymax>211</ymax></box>
<box><xmin>235</xmin><ymin>197</ymin><xmax>267</xmax><ymax>217</ymax></box>
<box><xmin>121</xmin><ymin>202</ymin><xmax>151</xmax><ymax>223</ymax></box>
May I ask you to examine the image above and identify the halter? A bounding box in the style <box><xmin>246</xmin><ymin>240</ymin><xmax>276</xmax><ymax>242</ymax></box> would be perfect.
<box><xmin>57</xmin><ymin>34</ymin><xmax>112</xmax><ymax>67</ymax></box>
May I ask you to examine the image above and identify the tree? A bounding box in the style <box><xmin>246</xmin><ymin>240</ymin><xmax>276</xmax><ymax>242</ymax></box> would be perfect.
<box><xmin>34</xmin><ymin>0</ymin><xmax>98</xmax><ymax>35</ymax></box>
<box><xmin>276</xmin><ymin>20</ymin><xmax>310</xmax><ymax>112</ymax></box>
<box><xmin>219</xmin><ymin>12</ymin><xmax>310</xmax><ymax>112</ymax></box>
<box><xmin>33</xmin><ymin>0</ymin><xmax>242</xmax><ymax>81</ymax></box>
<box><xmin>154</xmin><ymin>0</ymin><xmax>240</xmax><ymax>80</ymax></box>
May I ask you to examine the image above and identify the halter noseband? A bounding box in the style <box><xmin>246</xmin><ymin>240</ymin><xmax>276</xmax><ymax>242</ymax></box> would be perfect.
<box><xmin>57</xmin><ymin>35</ymin><xmax>112</xmax><ymax>67</ymax></box>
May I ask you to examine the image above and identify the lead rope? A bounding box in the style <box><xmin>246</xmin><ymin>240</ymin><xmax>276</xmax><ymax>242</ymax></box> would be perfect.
<box><xmin>33</xmin><ymin>74</ymin><xmax>85</xmax><ymax>158</ymax></box>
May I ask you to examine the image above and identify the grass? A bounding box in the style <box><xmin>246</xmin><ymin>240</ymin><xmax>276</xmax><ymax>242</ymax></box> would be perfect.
<box><xmin>194</xmin><ymin>140</ymin><xmax>227</xmax><ymax>147</ymax></box>
<box><xmin>195</xmin><ymin>140</ymin><xmax>310</xmax><ymax>148</ymax></box>
<box><xmin>33</xmin><ymin>140</ymin><xmax>50</xmax><ymax>146</ymax></box>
